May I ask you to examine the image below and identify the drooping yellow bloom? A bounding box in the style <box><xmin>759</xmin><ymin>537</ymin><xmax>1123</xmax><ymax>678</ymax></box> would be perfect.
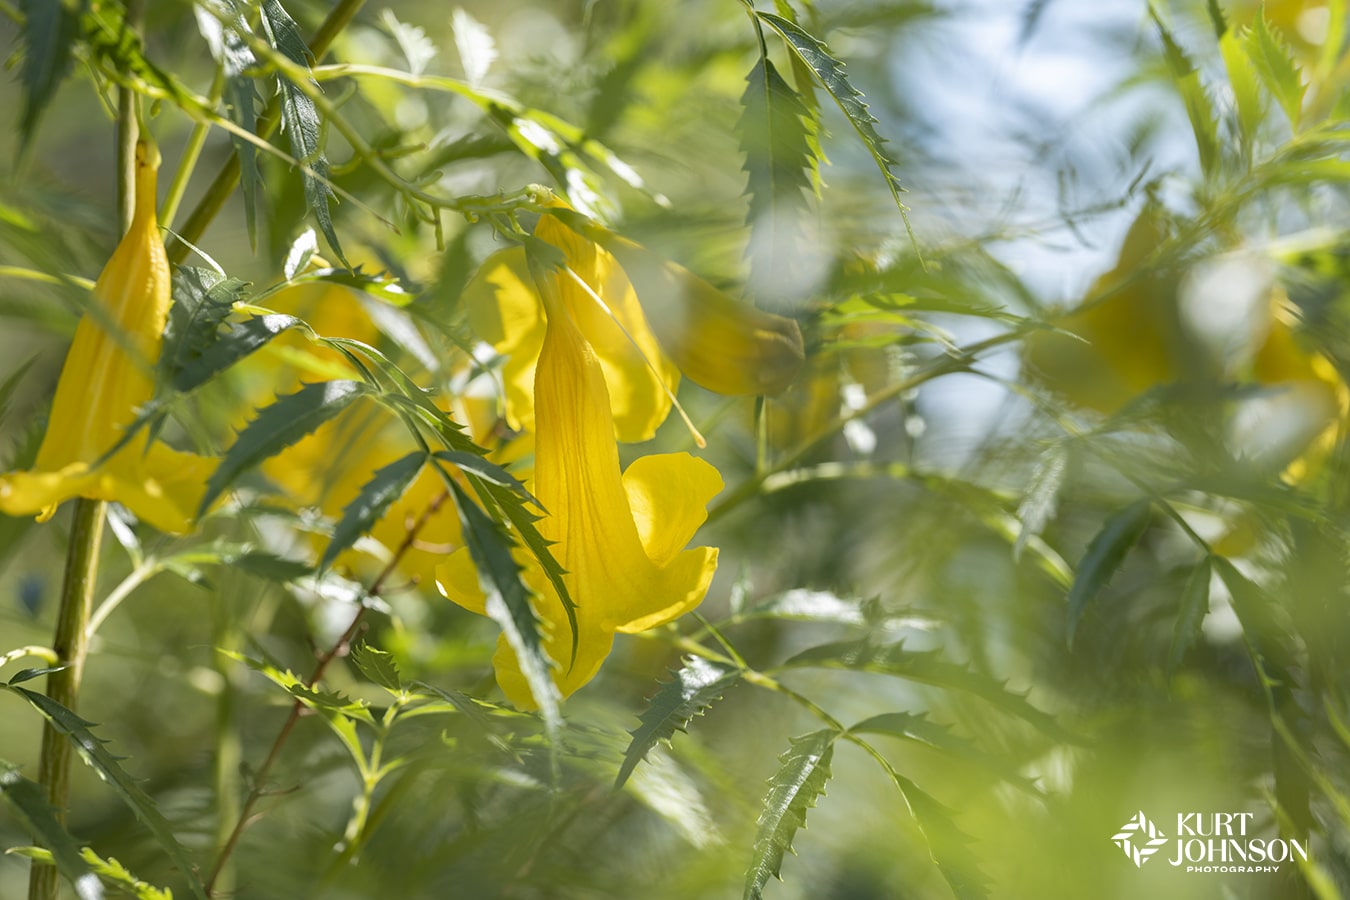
<box><xmin>437</xmin><ymin>251</ymin><xmax>723</xmax><ymax>707</ymax></box>
<box><xmin>466</xmin><ymin>204</ymin><xmax>805</xmax><ymax>442</ymax></box>
<box><xmin>0</xmin><ymin>141</ymin><xmax>213</xmax><ymax>534</ymax></box>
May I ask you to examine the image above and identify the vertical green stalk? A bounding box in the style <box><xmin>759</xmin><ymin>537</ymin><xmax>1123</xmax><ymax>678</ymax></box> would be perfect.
<box><xmin>25</xmin><ymin>499</ymin><xmax>106</xmax><ymax>900</ymax></box>
<box><xmin>25</xmin><ymin>44</ymin><xmax>139</xmax><ymax>900</ymax></box>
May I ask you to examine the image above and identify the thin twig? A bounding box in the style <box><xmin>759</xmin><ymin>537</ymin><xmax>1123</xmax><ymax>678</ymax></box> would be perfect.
<box><xmin>204</xmin><ymin>490</ymin><xmax>448</xmax><ymax>897</ymax></box>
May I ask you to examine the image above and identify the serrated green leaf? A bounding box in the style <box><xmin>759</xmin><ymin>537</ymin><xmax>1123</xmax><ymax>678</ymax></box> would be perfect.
<box><xmin>17</xmin><ymin>0</ymin><xmax>87</xmax><ymax>154</ymax></box>
<box><xmin>850</xmin><ymin>712</ymin><xmax>1038</xmax><ymax>794</ymax></box>
<box><xmin>744</xmin><ymin>729</ymin><xmax>836</xmax><ymax>900</ymax></box>
<box><xmin>757</xmin><ymin>11</ymin><xmax>916</xmax><ymax>251</ymax></box>
<box><xmin>320</xmin><ymin>451</ymin><xmax>426</xmax><ymax>572</ymax></box>
<box><xmin>782</xmin><ymin>639</ymin><xmax>1076</xmax><ymax>741</ymax></box>
<box><xmin>164</xmin><ymin>267</ymin><xmax>250</xmax><ymax>390</ymax></box>
<box><xmin>1066</xmin><ymin>499</ymin><xmax>1151</xmax><ymax>645</ymax></box>
<box><xmin>80</xmin><ymin>848</ymin><xmax>171</xmax><ymax>900</ymax></box>
<box><xmin>259</xmin><ymin>0</ymin><xmax>348</xmax><ymax>266</ymax></box>
<box><xmin>1167</xmin><ymin>557</ymin><xmax>1212</xmax><ymax>678</ymax></box>
<box><xmin>0</xmin><ymin>759</ymin><xmax>103</xmax><ymax>900</ymax></box>
<box><xmin>432</xmin><ymin>450</ymin><xmax>536</xmax><ymax>505</ymax></box>
<box><xmin>177</xmin><ymin>310</ymin><xmax>307</xmax><ymax>395</ymax></box>
<box><xmin>194</xmin><ymin>0</ymin><xmax>260</xmax><ymax>245</ymax></box>
<box><xmin>858</xmin><ymin>745</ymin><xmax>989</xmax><ymax>900</ymax></box>
<box><xmin>1014</xmin><ymin>442</ymin><xmax>1068</xmax><ymax>562</ymax></box>
<box><xmin>350</xmin><ymin>642</ymin><xmax>403</xmax><ymax>693</ymax></box>
<box><xmin>200</xmin><ymin>380</ymin><xmax>371</xmax><ymax>515</ymax></box>
<box><xmin>442</xmin><ymin>475</ymin><xmax>560</xmax><ymax>733</ymax></box>
<box><xmin>616</xmin><ymin>657</ymin><xmax>740</xmax><ymax>789</ymax></box>
<box><xmin>1218</xmin><ymin>26</ymin><xmax>1262</xmax><ymax>148</ymax></box>
<box><xmin>1245</xmin><ymin>11</ymin><xmax>1305</xmax><ymax>130</ymax></box>
<box><xmin>7</xmin><ymin>689</ymin><xmax>206</xmax><ymax>900</ymax></box>
<box><xmin>739</xmin><ymin>57</ymin><xmax>815</xmax><ymax>297</ymax></box>
<box><xmin>1149</xmin><ymin>3</ymin><xmax>1220</xmax><ymax>176</ymax></box>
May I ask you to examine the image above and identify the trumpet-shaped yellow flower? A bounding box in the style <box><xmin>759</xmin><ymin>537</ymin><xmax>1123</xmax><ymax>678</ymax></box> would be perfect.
<box><xmin>437</xmin><ymin>256</ymin><xmax>722</xmax><ymax>707</ymax></box>
<box><xmin>0</xmin><ymin>141</ymin><xmax>213</xmax><ymax>534</ymax></box>
<box><xmin>466</xmin><ymin>204</ymin><xmax>805</xmax><ymax>442</ymax></box>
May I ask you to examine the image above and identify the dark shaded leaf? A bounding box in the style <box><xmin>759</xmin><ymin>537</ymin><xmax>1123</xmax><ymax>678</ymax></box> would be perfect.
<box><xmin>1168</xmin><ymin>556</ymin><xmax>1211</xmax><ymax>679</ymax></box>
<box><xmin>0</xmin><ymin>759</ymin><xmax>103</xmax><ymax>900</ymax></box>
<box><xmin>164</xmin><ymin>266</ymin><xmax>251</xmax><ymax>390</ymax></box>
<box><xmin>8</xmin><ymin>689</ymin><xmax>207</xmax><ymax>900</ymax></box>
<box><xmin>320</xmin><ymin>451</ymin><xmax>426</xmax><ymax>572</ymax></box>
<box><xmin>259</xmin><ymin>0</ymin><xmax>347</xmax><ymax>265</ymax></box>
<box><xmin>200</xmin><ymin>380</ymin><xmax>371</xmax><ymax>515</ymax></box>
<box><xmin>757</xmin><ymin>11</ymin><xmax>917</xmax><ymax>250</ymax></box>
<box><xmin>233</xmin><ymin>551</ymin><xmax>313</xmax><ymax>581</ymax></box>
<box><xmin>744</xmin><ymin>729</ymin><xmax>836</xmax><ymax>900</ymax></box>
<box><xmin>193</xmin><ymin>0</ymin><xmax>261</xmax><ymax>244</ymax></box>
<box><xmin>616</xmin><ymin>657</ymin><xmax>741</xmax><ymax>788</ymax></box>
<box><xmin>17</xmin><ymin>0</ymin><xmax>87</xmax><ymax>153</ymax></box>
<box><xmin>1066</xmin><ymin>499</ymin><xmax>1151</xmax><ymax>645</ymax></box>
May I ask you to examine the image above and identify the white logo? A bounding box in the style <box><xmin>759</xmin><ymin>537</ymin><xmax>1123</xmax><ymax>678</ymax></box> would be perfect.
<box><xmin>1113</xmin><ymin>811</ymin><xmax>1169</xmax><ymax>867</ymax></box>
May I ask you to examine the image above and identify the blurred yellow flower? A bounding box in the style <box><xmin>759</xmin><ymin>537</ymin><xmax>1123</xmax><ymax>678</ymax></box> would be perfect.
<box><xmin>437</xmin><ymin>249</ymin><xmax>722</xmax><ymax>707</ymax></box>
<box><xmin>465</xmin><ymin>203</ymin><xmax>805</xmax><ymax>442</ymax></box>
<box><xmin>0</xmin><ymin>140</ymin><xmax>212</xmax><ymax>534</ymax></box>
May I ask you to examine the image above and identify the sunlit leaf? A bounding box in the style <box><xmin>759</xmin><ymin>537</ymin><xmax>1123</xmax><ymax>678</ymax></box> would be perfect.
<box><xmin>744</xmin><ymin>728</ymin><xmax>836</xmax><ymax>900</ymax></box>
<box><xmin>350</xmin><ymin>642</ymin><xmax>404</xmax><ymax>693</ymax></box>
<box><xmin>1244</xmin><ymin>11</ymin><xmax>1305</xmax><ymax>131</ymax></box>
<box><xmin>616</xmin><ymin>656</ymin><xmax>741</xmax><ymax>788</ymax></box>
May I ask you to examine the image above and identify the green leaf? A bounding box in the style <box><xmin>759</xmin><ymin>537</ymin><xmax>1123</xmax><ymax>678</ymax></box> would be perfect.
<box><xmin>858</xmin><ymin>745</ymin><xmax>989</xmax><ymax>900</ymax></box>
<box><xmin>259</xmin><ymin>0</ymin><xmax>348</xmax><ymax>266</ymax></box>
<box><xmin>1168</xmin><ymin>557</ymin><xmax>1212</xmax><ymax>678</ymax></box>
<box><xmin>1014</xmin><ymin>442</ymin><xmax>1069</xmax><ymax>562</ymax></box>
<box><xmin>232</xmin><ymin>551</ymin><xmax>313</xmax><ymax>581</ymax></box>
<box><xmin>441</xmin><ymin>475</ymin><xmax>560</xmax><ymax>733</ymax></box>
<box><xmin>757</xmin><ymin>11</ymin><xmax>917</xmax><ymax>252</ymax></box>
<box><xmin>80</xmin><ymin>849</ymin><xmax>172</xmax><ymax>900</ymax></box>
<box><xmin>0</xmin><ymin>759</ymin><xmax>103</xmax><ymax>900</ymax></box>
<box><xmin>164</xmin><ymin>266</ymin><xmax>251</xmax><ymax>391</ymax></box>
<box><xmin>1213</xmin><ymin>557</ymin><xmax>1300</xmax><ymax>688</ymax></box>
<box><xmin>17</xmin><ymin>0</ymin><xmax>87</xmax><ymax>154</ymax></box>
<box><xmin>177</xmin><ymin>309</ymin><xmax>307</xmax><ymax>396</ymax></box>
<box><xmin>320</xmin><ymin>450</ymin><xmax>426</xmax><ymax>572</ymax></box>
<box><xmin>1218</xmin><ymin>26</ymin><xmax>1263</xmax><ymax>147</ymax></box>
<box><xmin>8</xmin><ymin>689</ymin><xmax>207</xmax><ymax>900</ymax></box>
<box><xmin>616</xmin><ymin>657</ymin><xmax>741</xmax><ymax>789</ymax></box>
<box><xmin>1244</xmin><ymin>11</ymin><xmax>1305</xmax><ymax>130</ymax></box>
<box><xmin>1066</xmin><ymin>499</ymin><xmax>1151</xmax><ymax>645</ymax></box>
<box><xmin>200</xmin><ymin>380</ymin><xmax>371</xmax><ymax>515</ymax></box>
<box><xmin>432</xmin><ymin>450</ymin><xmax>536</xmax><ymax>505</ymax></box>
<box><xmin>744</xmin><ymin>729</ymin><xmax>836</xmax><ymax>900</ymax></box>
<box><xmin>738</xmin><ymin>56</ymin><xmax>815</xmax><ymax>297</ymax></box>
<box><xmin>1149</xmin><ymin>3</ymin><xmax>1220</xmax><ymax>176</ymax></box>
<box><xmin>193</xmin><ymin>0</ymin><xmax>261</xmax><ymax>245</ymax></box>
<box><xmin>850</xmin><ymin>712</ymin><xmax>1038</xmax><ymax>794</ymax></box>
<box><xmin>350</xmin><ymin>642</ymin><xmax>404</xmax><ymax>693</ymax></box>
<box><xmin>783</xmin><ymin>639</ymin><xmax>1076</xmax><ymax>741</ymax></box>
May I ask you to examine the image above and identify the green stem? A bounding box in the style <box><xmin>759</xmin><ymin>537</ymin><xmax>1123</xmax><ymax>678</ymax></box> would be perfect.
<box><xmin>25</xmin><ymin>499</ymin><xmax>106</xmax><ymax>900</ymax></box>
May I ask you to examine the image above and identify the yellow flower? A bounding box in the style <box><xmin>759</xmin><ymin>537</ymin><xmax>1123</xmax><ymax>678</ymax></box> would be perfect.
<box><xmin>465</xmin><ymin>204</ymin><xmax>805</xmax><ymax>442</ymax></box>
<box><xmin>437</xmin><ymin>248</ymin><xmax>723</xmax><ymax>707</ymax></box>
<box><xmin>0</xmin><ymin>140</ymin><xmax>213</xmax><ymax>534</ymax></box>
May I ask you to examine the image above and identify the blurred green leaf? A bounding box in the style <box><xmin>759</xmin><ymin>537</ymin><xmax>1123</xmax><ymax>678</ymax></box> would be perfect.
<box><xmin>744</xmin><ymin>728</ymin><xmax>836</xmax><ymax>900</ymax></box>
<box><xmin>193</xmin><ymin>0</ymin><xmax>261</xmax><ymax>245</ymax></box>
<box><xmin>616</xmin><ymin>656</ymin><xmax>741</xmax><ymax>789</ymax></box>
<box><xmin>1245</xmin><ymin>11</ymin><xmax>1305</xmax><ymax>131</ymax></box>
<box><xmin>1065</xmin><ymin>499</ymin><xmax>1151</xmax><ymax>646</ymax></box>
<box><xmin>17</xmin><ymin>0</ymin><xmax>87</xmax><ymax>154</ymax></box>
<box><xmin>7</xmin><ymin>689</ymin><xmax>207</xmax><ymax>900</ymax></box>
<box><xmin>1149</xmin><ymin>3</ymin><xmax>1219</xmax><ymax>177</ymax></box>
<box><xmin>1168</xmin><ymin>556</ymin><xmax>1212</xmax><ymax>679</ymax></box>
<box><xmin>0</xmin><ymin>759</ymin><xmax>103</xmax><ymax>900</ymax></box>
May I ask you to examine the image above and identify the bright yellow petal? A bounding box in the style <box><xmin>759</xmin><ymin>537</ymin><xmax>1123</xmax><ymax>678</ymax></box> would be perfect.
<box><xmin>621</xmin><ymin>452</ymin><xmax>722</xmax><ymax>568</ymax></box>
<box><xmin>464</xmin><ymin>247</ymin><xmax>545</xmax><ymax>433</ymax></box>
<box><xmin>0</xmin><ymin>464</ymin><xmax>100</xmax><ymax>523</ymax></box>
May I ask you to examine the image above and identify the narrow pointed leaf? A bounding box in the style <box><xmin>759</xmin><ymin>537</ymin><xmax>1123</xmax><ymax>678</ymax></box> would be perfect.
<box><xmin>616</xmin><ymin>657</ymin><xmax>741</xmax><ymax>788</ymax></box>
<box><xmin>1167</xmin><ymin>556</ymin><xmax>1212</xmax><ymax>678</ymax></box>
<box><xmin>1149</xmin><ymin>4</ymin><xmax>1219</xmax><ymax>176</ymax></box>
<box><xmin>850</xmin><ymin>712</ymin><xmax>1038</xmax><ymax>793</ymax></box>
<box><xmin>738</xmin><ymin>57</ymin><xmax>815</xmax><ymax>296</ymax></box>
<box><xmin>1014</xmin><ymin>442</ymin><xmax>1069</xmax><ymax>562</ymax></box>
<box><xmin>8</xmin><ymin>689</ymin><xmax>207</xmax><ymax>900</ymax></box>
<box><xmin>442</xmin><ymin>474</ymin><xmax>560</xmax><ymax>733</ymax></box>
<box><xmin>320</xmin><ymin>451</ymin><xmax>426</xmax><ymax>572</ymax></box>
<box><xmin>17</xmin><ymin>0</ymin><xmax>86</xmax><ymax>153</ymax></box>
<box><xmin>744</xmin><ymin>728</ymin><xmax>836</xmax><ymax>900</ymax></box>
<box><xmin>1245</xmin><ymin>12</ymin><xmax>1305</xmax><ymax>130</ymax></box>
<box><xmin>259</xmin><ymin>0</ymin><xmax>347</xmax><ymax>266</ymax></box>
<box><xmin>201</xmin><ymin>380</ymin><xmax>371</xmax><ymax>514</ymax></box>
<box><xmin>0</xmin><ymin>760</ymin><xmax>103</xmax><ymax>900</ymax></box>
<box><xmin>1066</xmin><ymin>499</ymin><xmax>1151</xmax><ymax>644</ymax></box>
<box><xmin>783</xmin><ymin>639</ymin><xmax>1075</xmax><ymax>741</ymax></box>
<box><xmin>757</xmin><ymin>11</ymin><xmax>917</xmax><ymax>249</ymax></box>
<box><xmin>193</xmin><ymin>0</ymin><xmax>260</xmax><ymax>244</ymax></box>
